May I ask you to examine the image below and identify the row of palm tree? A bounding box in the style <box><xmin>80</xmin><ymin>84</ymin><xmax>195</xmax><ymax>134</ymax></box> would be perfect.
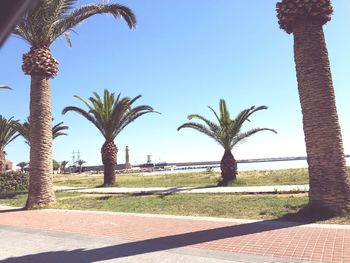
<box><xmin>2</xmin><ymin>87</ymin><xmax>274</xmax><ymax>188</ymax></box>
<box><xmin>2</xmin><ymin>0</ymin><xmax>349</xmax><ymax>215</ymax></box>
<box><xmin>16</xmin><ymin>160</ymin><xmax>75</xmax><ymax>173</ymax></box>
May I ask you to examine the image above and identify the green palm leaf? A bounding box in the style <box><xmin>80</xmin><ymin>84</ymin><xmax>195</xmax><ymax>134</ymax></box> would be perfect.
<box><xmin>178</xmin><ymin>99</ymin><xmax>276</xmax><ymax>151</ymax></box>
<box><xmin>0</xmin><ymin>116</ymin><xmax>20</xmax><ymax>150</ymax></box>
<box><xmin>14</xmin><ymin>117</ymin><xmax>68</xmax><ymax>145</ymax></box>
<box><xmin>62</xmin><ymin>89</ymin><xmax>157</xmax><ymax>142</ymax></box>
<box><xmin>13</xmin><ymin>1</ymin><xmax>136</xmax><ymax>47</ymax></box>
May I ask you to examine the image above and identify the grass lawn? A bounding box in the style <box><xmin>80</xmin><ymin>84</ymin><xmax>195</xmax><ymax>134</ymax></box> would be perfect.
<box><xmin>1</xmin><ymin>191</ymin><xmax>349</xmax><ymax>224</ymax></box>
<box><xmin>53</xmin><ymin>168</ymin><xmax>311</xmax><ymax>188</ymax></box>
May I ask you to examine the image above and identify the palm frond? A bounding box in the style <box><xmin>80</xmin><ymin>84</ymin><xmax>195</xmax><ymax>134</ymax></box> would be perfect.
<box><xmin>63</xmin><ymin>32</ymin><xmax>73</xmax><ymax>47</ymax></box>
<box><xmin>51</xmin><ymin>4</ymin><xmax>136</xmax><ymax>43</ymax></box>
<box><xmin>0</xmin><ymin>85</ymin><xmax>12</xmax><ymax>90</ymax></box>
<box><xmin>208</xmin><ymin>106</ymin><xmax>222</xmax><ymax>126</ymax></box>
<box><xmin>231</xmin><ymin>128</ymin><xmax>277</xmax><ymax>148</ymax></box>
<box><xmin>187</xmin><ymin>114</ymin><xmax>219</xmax><ymax>134</ymax></box>
<box><xmin>64</xmin><ymin>90</ymin><xmax>156</xmax><ymax>141</ymax></box>
<box><xmin>219</xmin><ymin>99</ymin><xmax>231</xmax><ymax>126</ymax></box>
<box><xmin>13</xmin><ymin>1</ymin><xmax>136</xmax><ymax>47</ymax></box>
<box><xmin>13</xmin><ymin>121</ymin><xmax>30</xmax><ymax>145</ymax></box>
<box><xmin>52</xmin><ymin>121</ymin><xmax>68</xmax><ymax>139</ymax></box>
<box><xmin>177</xmin><ymin>122</ymin><xmax>222</xmax><ymax>146</ymax></box>
<box><xmin>62</xmin><ymin>106</ymin><xmax>105</xmax><ymax>137</ymax></box>
<box><xmin>116</xmin><ymin>105</ymin><xmax>158</xmax><ymax>138</ymax></box>
<box><xmin>179</xmin><ymin>100</ymin><xmax>276</xmax><ymax>151</ymax></box>
<box><xmin>0</xmin><ymin>116</ymin><xmax>20</xmax><ymax>149</ymax></box>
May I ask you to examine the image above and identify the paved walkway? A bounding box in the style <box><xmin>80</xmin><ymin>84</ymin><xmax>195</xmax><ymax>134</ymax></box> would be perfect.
<box><xmin>0</xmin><ymin>205</ymin><xmax>349</xmax><ymax>263</ymax></box>
<box><xmin>54</xmin><ymin>184</ymin><xmax>309</xmax><ymax>194</ymax></box>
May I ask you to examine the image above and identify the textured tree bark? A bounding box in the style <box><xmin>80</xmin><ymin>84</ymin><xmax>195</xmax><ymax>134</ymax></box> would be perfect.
<box><xmin>101</xmin><ymin>141</ymin><xmax>117</xmax><ymax>185</ymax></box>
<box><xmin>218</xmin><ymin>149</ymin><xmax>237</xmax><ymax>186</ymax></box>
<box><xmin>0</xmin><ymin>148</ymin><xmax>5</xmax><ymax>173</ymax></box>
<box><xmin>293</xmin><ymin>19</ymin><xmax>350</xmax><ymax>213</ymax></box>
<box><xmin>25</xmin><ymin>75</ymin><xmax>56</xmax><ymax>209</ymax></box>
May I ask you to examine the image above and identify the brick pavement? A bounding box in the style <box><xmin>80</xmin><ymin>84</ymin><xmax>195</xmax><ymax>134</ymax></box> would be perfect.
<box><xmin>0</xmin><ymin>206</ymin><xmax>349</xmax><ymax>263</ymax></box>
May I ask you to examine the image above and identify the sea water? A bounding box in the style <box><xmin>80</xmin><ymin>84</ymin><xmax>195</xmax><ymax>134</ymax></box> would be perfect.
<box><xmin>138</xmin><ymin>157</ymin><xmax>350</xmax><ymax>175</ymax></box>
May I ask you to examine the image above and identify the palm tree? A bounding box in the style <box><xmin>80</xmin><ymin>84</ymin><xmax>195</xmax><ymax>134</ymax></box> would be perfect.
<box><xmin>178</xmin><ymin>99</ymin><xmax>276</xmax><ymax>186</ymax></box>
<box><xmin>15</xmin><ymin>117</ymin><xmax>68</xmax><ymax>145</ymax></box>
<box><xmin>62</xmin><ymin>89</ymin><xmax>157</xmax><ymax>185</ymax></box>
<box><xmin>60</xmin><ymin>160</ymin><xmax>69</xmax><ymax>174</ymax></box>
<box><xmin>0</xmin><ymin>116</ymin><xmax>19</xmax><ymax>173</ymax></box>
<box><xmin>276</xmin><ymin>0</ymin><xmax>350</xmax><ymax>213</ymax></box>
<box><xmin>52</xmin><ymin>159</ymin><xmax>60</xmax><ymax>173</ymax></box>
<box><xmin>17</xmin><ymin>162</ymin><xmax>29</xmax><ymax>173</ymax></box>
<box><xmin>76</xmin><ymin>159</ymin><xmax>86</xmax><ymax>173</ymax></box>
<box><xmin>13</xmin><ymin>0</ymin><xmax>136</xmax><ymax>209</ymax></box>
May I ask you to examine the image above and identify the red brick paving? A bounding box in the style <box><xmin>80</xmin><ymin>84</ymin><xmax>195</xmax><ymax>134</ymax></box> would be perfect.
<box><xmin>0</xmin><ymin>208</ymin><xmax>349</xmax><ymax>263</ymax></box>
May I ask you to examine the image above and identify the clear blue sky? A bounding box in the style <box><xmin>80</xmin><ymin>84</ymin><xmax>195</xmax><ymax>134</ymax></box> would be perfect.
<box><xmin>1</xmin><ymin>0</ymin><xmax>350</xmax><ymax>166</ymax></box>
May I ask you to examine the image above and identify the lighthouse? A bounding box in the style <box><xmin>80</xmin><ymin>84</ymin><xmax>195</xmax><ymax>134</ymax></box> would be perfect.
<box><xmin>125</xmin><ymin>146</ymin><xmax>131</xmax><ymax>169</ymax></box>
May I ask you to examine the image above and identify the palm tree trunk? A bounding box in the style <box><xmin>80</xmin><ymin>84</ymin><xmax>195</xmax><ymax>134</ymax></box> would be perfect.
<box><xmin>218</xmin><ymin>149</ymin><xmax>237</xmax><ymax>186</ymax></box>
<box><xmin>25</xmin><ymin>75</ymin><xmax>56</xmax><ymax>209</ymax></box>
<box><xmin>0</xmin><ymin>148</ymin><xmax>5</xmax><ymax>173</ymax></box>
<box><xmin>293</xmin><ymin>20</ymin><xmax>350</xmax><ymax>213</ymax></box>
<box><xmin>101</xmin><ymin>141</ymin><xmax>117</xmax><ymax>185</ymax></box>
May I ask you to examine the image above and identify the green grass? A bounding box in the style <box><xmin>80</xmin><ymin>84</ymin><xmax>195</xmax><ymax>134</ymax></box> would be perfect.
<box><xmin>53</xmin><ymin>168</ymin><xmax>310</xmax><ymax>188</ymax></box>
<box><xmin>1</xmin><ymin>191</ymin><xmax>349</xmax><ymax>224</ymax></box>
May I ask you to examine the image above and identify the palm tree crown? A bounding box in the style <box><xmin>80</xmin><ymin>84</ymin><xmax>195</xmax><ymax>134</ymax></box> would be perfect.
<box><xmin>14</xmin><ymin>0</ymin><xmax>136</xmax><ymax>48</ymax></box>
<box><xmin>62</xmin><ymin>89</ymin><xmax>157</xmax><ymax>142</ymax></box>
<box><xmin>15</xmin><ymin>117</ymin><xmax>68</xmax><ymax>145</ymax></box>
<box><xmin>17</xmin><ymin>162</ymin><xmax>29</xmax><ymax>172</ymax></box>
<box><xmin>178</xmin><ymin>99</ymin><xmax>277</xmax><ymax>150</ymax></box>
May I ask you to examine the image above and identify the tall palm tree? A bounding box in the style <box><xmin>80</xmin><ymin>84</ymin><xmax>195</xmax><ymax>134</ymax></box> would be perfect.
<box><xmin>0</xmin><ymin>116</ymin><xmax>19</xmax><ymax>173</ymax></box>
<box><xmin>17</xmin><ymin>162</ymin><xmax>29</xmax><ymax>173</ymax></box>
<box><xmin>76</xmin><ymin>159</ymin><xmax>86</xmax><ymax>173</ymax></box>
<box><xmin>276</xmin><ymin>0</ymin><xmax>350</xmax><ymax>213</ymax></box>
<box><xmin>60</xmin><ymin>160</ymin><xmax>69</xmax><ymax>174</ymax></box>
<box><xmin>62</xmin><ymin>89</ymin><xmax>157</xmax><ymax>185</ymax></box>
<box><xmin>14</xmin><ymin>0</ymin><xmax>136</xmax><ymax>209</ymax></box>
<box><xmin>15</xmin><ymin>117</ymin><xmax>68</xmax><ymax>145</ymax></box>
<box><xmin>178</xmin><ymin>99</ymin><xmax>276</xmax><ymax>186</ymax></box>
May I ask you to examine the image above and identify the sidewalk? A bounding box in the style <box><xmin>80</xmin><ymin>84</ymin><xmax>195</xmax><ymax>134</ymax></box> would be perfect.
<box><xmin>0</xmin><ymin>205</ymin><xmax>349</xmax><ymax>262</ymax></box>
<box><xmin>54</xmin><ymin>184</ymin><xmax>309</xmax><ymax>195</ymax></box>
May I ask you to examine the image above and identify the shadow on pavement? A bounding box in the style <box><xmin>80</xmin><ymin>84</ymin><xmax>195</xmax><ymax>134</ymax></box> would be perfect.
<box><xmin>0</xmin><ymin>217</ymin><xmax>324</xmax><ymax>263</ymax></box>
<box><xmin>0</xmin><ymin>208</ymin><xmax>25</xmax><ymax>214</ymax></box>
<box><xmin>124</xmin><ymin>185</ymin><xmax>218</xmax><ymax>197</ymax></box>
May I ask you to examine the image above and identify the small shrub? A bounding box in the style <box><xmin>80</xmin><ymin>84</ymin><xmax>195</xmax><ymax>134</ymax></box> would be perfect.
<box><xmin>0</xmin><ymin>172</ymin><xmax>29</xmax><ymax>193</ymax></box>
